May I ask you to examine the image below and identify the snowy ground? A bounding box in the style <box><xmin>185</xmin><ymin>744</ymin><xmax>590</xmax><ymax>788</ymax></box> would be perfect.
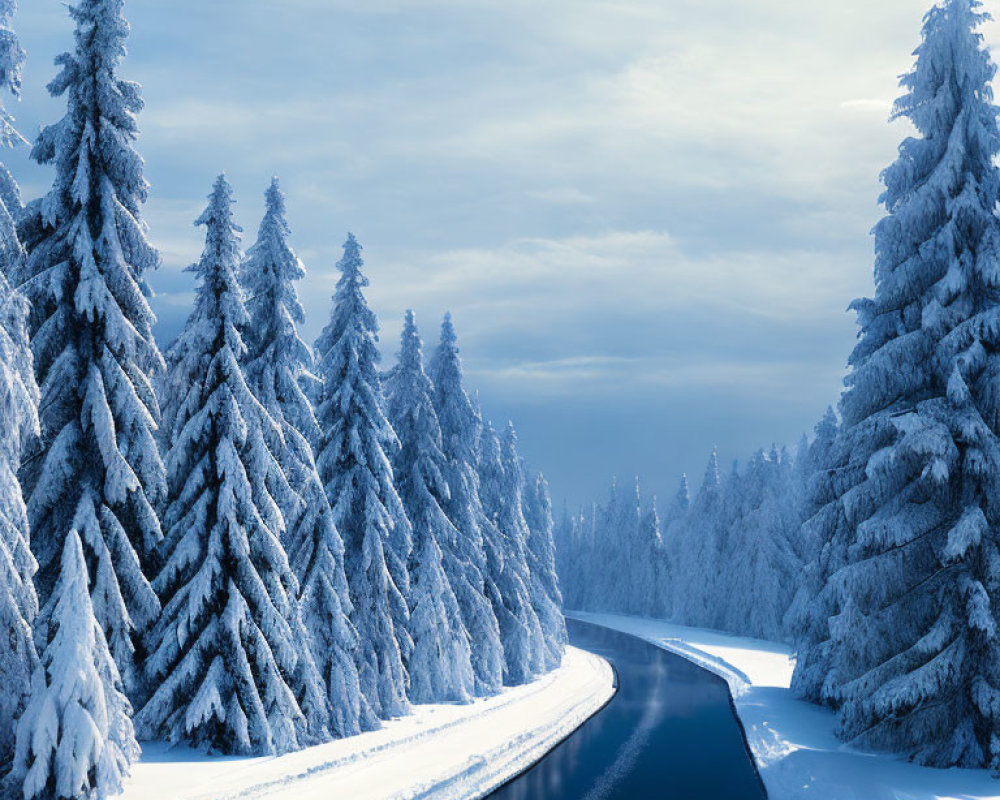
<box><xmin>120</xmin><ymin>646</ymin><xmax>614</xmax><ymax>800</ymax></box>
<box><xmin>572</xmin><ymin>611</ymin><xmax>1000</xmax><ymax>800</ymax></box>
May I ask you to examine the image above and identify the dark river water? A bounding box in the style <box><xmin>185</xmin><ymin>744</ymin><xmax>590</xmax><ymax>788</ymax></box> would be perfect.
<box><xmin>487</xmin><ymin>618</ymin><xmax>768</xmax><ymax>800</ymax></box>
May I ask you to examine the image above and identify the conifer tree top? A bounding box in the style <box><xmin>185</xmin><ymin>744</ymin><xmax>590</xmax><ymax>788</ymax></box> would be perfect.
<box><xmin>0</xmin><ymin>0</ymin><xmax>24</xmax><ymax>147</ymax></box>
<box><xmin>242</xmin><ymin>176</ymin><xmax>319</xmax><ymax>445</ymax></box>
<box><xmin>33</xmin><ymin>0</ymin><xmax>150</xmax><ymax>215</ymax></box>
<box><xmin>436</xmin><ymin>312</ymin><xmax>459</xmax><ymax>366</ymax></box>
<box><xmin>399</xmin><ymin>309</ymin><xmax>421</xmax><ymax>371</ymax></box>
<box><xmin>893</xmin><ymin>0</ymin><xmax>993</xmax><ymax>136</ymax></box>
<box><xmin>430</xmin><ymin>313</ymin><xmax>482</xmax><ymax>460</ymax></box>
<box><xmin>388</xmin><ymin>308</ymin><xmax>447</xmax><ymax>478</ymax></box>
<box><xmin>315</xmin><ymin>233</ymin><xmax>388</xmax><ymax>415</ymax></box>
<box><xmin>315</xmin><ymin>233</ymin><xmax>383</xmax><ymax>380</ymax></box>
<box><xmin>189</xmin><ymin>174</ymin><xmax>246</xmax><ymax>350</ymax></box>
<box><xmin>0</xmin><ymin>1</ymin><xmax>23</xmax><ymax>94</ymax></box>
<box><xmin>843</xmin><ymin>0</ymin><xmax>1000</xmax><ymax>425</ymax></box>
<box><xmin>702</xmin><ymin>449</ymin><xmax>720</xmax><ymax>490</ymax></box>
<box><xmin>333</xmin><ymin>233</ymin><xmax>371</xmax><ymax>319</ymax></box>
<box><xmin>246</xmin><ymin>177</ymin><xmax>305</xmax><ymax>301</ymax></box>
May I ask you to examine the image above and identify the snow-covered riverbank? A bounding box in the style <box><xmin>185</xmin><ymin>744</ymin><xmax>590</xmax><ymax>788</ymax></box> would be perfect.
<box><xmin>572</xmin><ymin>612</ymin><xmax>1000</xmax><ymax>800</ymax></box>
<box><xmin>120</xmin><ymin>646</ymin><xmax>614</xmax><ymax>800</ymax></box>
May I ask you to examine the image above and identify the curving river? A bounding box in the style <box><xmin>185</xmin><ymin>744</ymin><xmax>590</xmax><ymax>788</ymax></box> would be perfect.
<box><xmin>487</xmin><ymin>618</ymin><xmax>768</xmax><ymax>800</ymax></box>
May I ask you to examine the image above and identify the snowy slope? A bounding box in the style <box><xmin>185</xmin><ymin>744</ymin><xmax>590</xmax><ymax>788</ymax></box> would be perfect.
<box><xmin>572</xmin><ymin>612</ymin><xmax>1000</xmax><ymax>800</ymax></box>
<box><xmin>121</xmin><ymin>646</ymin><xmax>614</xmax><ymax>800</ymax></box>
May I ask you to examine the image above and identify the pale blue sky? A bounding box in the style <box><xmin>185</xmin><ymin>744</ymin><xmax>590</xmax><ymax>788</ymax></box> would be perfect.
<box><xmin>9</xmin><ymin>0</ymin><xmax>970</xmax><ymax>507</ymax></box>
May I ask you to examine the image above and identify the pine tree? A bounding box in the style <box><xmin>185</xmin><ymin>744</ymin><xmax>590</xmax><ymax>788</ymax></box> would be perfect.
<box><xmin>586</xmin><ymin>478</ymin><xmax>621</xmax><ymax>611</ymax></box>
<box><xmin>242</xmin><ymin>178</ymin><xmax>365</xmax><ymax>736</ymax></box>
<box><xmin>498</xmin><ymin>425</ymin><xmax>547</xmax><ymax>678</ymax></box>
<box><xmin>428</xmin><ymin>314</ymin><xmax>504</xmax><ymax>695</ymax></box>
<box><xmin>0</xmin><ymin>266</ymin><xmax>37</xmax><ymax>771</ymax></box>
<box><xmin>479</xmin><ymin>420</ymin><xmax>544</xmax><ymax>684</ymax></box>
<box><xmin>667</xmin><ymin>473</ymin><xmax>691</xmax><ymax>523</ymax></box>
<box><xmin>722</xmin><ymin>451</ymin><xmax>800</xmax><ymax>640</ymax></box>
<box><xmin>794</xmin><ymin>0</ymin><xmax>1000</xmax><ymax>766</ymax></box>
<box><xmin>386</xmin><ymin>310</ymin><xmax>475</xmax><ymax>703</ymax></box>
<box><xmin>12</xmin><ymin>530</ymin><xmax>139</xmax><ymax>800</ymax></box>
<box><xmin>137</xmin><ymin>176</ymin><xmax>328</xmax><ymax>755</ymax></box>
<box><xmin>0</xmin><ymin>0</ymin><xmax>25</xmax><ymax>279</ymax></box>
<box><xmin>785</xmin><ymin>408</ymin><xmax>840</xmax><ymax>648</ymax></box>
<box><xmin>15</xmin><ymin>0</ymin><xmax>165</xmax><ymax>697</ymax></box>
<box><xmin>523</xmin><ymin>472</ymin><xmax>568</xmax><ymax>669</ymax></box>
<box><xmin>634</xmin><ymin>493</ymin><xmax>669</xmax><ymax>618</ymax></box>
<box><xmin>552</xmin><ymin>501</ymin><xmax>577</xmax><ymax>609</ymax></box>
<box><xmin>314</xmin><ymin>233</ymin><xmax>411</xmax><ymax>719</ymax></box>
<box><xmin>669</xmin><ymin>450</ymin><xmax>724</xmax><ymax>627</ymax></box>
<box><xmin>611</xmin><ymin>478</ymin><xmax>642</xmax><ymax>612</ymax></box>
<box><xmin>0</xmin><ymin>0</ymin><xmax>37</xmax><ymax>769</ymax></box>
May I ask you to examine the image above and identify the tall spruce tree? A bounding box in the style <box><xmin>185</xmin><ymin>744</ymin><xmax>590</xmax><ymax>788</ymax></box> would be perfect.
<box><xmin>0</xmin><ymin>266</ymin><xmax>37</xmax><ymax>772</ymax></box>
<box><xmin>610</xmin><ymin>478</ymin><xmax>642</xmax><ymax>612</ymax></box>
<box><xmin>428</xmin><ymin>314</ymin><xmax>504</xmax><ymax>695</ymax></box>
<box><xmin>0</xmin><ymin>0</ymin><xmax>25</xmax><ymax>277</ymax></box>
<box><xmin>523</xmin><ymin>472</ymin><xmax>567</xmax><ymax>669</ymax></box>
<box><xmin>0</xmin><ymin>0</ymin><xmax>37</xmax><ymax>769</ymax></box>
<box><xmin>15</xmin><ymin>0</ymin><xmax>165</xmax><ymax>697</ymax></box>
<box><xmin>589</xmin><ymin>478</ymin><xmax>620</xmax><ymax>610</ymax></box>
<box><xmin>552</xmin><ymin>501</ymin><xmax>577</xmax><ymax>609</ymax></box>
<box><xmin>669</xmin><ymin>450</ymin><xmax>724</xmax><ymax>628</ymax></box>
<box><xmin>242</xmin><ymin>178</ymin><xmax>365</xmax><ymax>735</ymax></box>
<box><xmin>12</xmin><ymin>530</ymin><xmax>138</xmax><ymax>800</ymax></box>
<box><xmin>667</xmin><ymin>473</ymin><xmax>691</xmax><ymax>522</ymax></box>
<box><xmin>721</xmin><ymin>450</ymin><xmax>799</xmax><ymax>640</ymax></box>
<box><xmin>137</xmin><ymin>176</ymin><xmax>328</xmax><ymax>755</ymax></box>
<box><xmin>478</xmin><ymin>420</ymin><xmax>544</xmax><ymax>684</ymax></box>
<box><xmin>784</xmin><ymin>408</ymin><xmax>841</xmax><ymax>648</ymax></box>
<box><xmin>386</xmin><ymin>310</ymin><xmax>475</xmax><ymax>703</ymax></box>
<box><xmin>793</xmin><ymin>0</ymin><xmax>1000</xmax><ymax>767</ymax></box>
<box><xmin>314</xmin><ymin>233</ymin><xmax>411</xmax><ymax>719</ymax></box>
<box><xmin>624</xmin><ymin>491</ymin><xmax>668</xmax><ymax>618</ymax></box>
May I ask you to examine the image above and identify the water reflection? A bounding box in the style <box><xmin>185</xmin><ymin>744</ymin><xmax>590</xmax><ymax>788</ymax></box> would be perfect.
<box><xmin>487</xmin><ymin>620</ymin><xmax>766</xmax><ymax>800</ymax></box>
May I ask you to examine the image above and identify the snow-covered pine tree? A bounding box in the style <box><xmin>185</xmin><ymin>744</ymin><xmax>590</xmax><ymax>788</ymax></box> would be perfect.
<box><xmin>15</xmin><ymin>0</ymin><xmax>165</xmax><ymax>697</ymax></box>
<box><xmin>0</xmin><ymin>0</ymin><xmax>38</xmax><ymax>770</ymax></box>
<box><xmin>0</xmin><ymin>0</ymin><xmax>25</xmax><ymax>280</ymax></box>
<box><xmin>386</xmin><ymin>310</ymin><xmax>475</xmax><ymax>703</ymax></box>
<box><xmin>793</xmin><ymin>0</ymin><xmax>1000</xmax><ymax>767</ymax></box>
<box><xmin>634</xmin><ymin>493</ymin><xmax>669</xmax><ymax>618</ymax></box>
<box><xmin>559</xmin><ymin>503</ymin><xmax>593</xmax><ymax>613</ymax></box>
<box><xmin>722</xmin><ymin>450</ymin><xmax>800</xmax><ymax>640</ymax></box>
<box><xmin>241</xmin><ymin>176</ymin><xmax>313</xmax><ymax>549</ymax></box>
<box><xmin>585</xmin><ymin>477</ymin><xmax>621</xmax><ymax>611</ymax></box>
<box><xmin>580</xmin><ymin>502</ymin><xmax>599</xmax><ymax>610</ymax></box>
<box><xmin>792</xmin><ymin>409</ymin><xmax>839</xmax><ymax>539</ymax></box>
<box><xmin>0</xmin><ymin>265</ymin><xmax>37</xmax><ymax>772</ymax></box>
<box><xmin>0</xmin><ymin>0</ymin><xmax>23</xmax><ymax>143</ymax></box>
<box><xmin>669</xmin><ymin>450</ymin><xmax>723</xmax><ymax>628</ymax></box>
<box><xmin>137</xmin><ymin>176</ymin><xmax>328</xmax><ymax>755</ymax></box>
<box><xmin>12</xmin><ymin>530</ymin><xmax>138</xmax><ymax>800</ymax></box>
<box><xmin>784</xmin><ymin>408</ymin><xmax>840</xmax><ymax>646</ymax></box>
<box><xmin>667</xmin><ymin>473</ymin><xmax>691</xmax><ymax>523</ymax></box>
<box><xmin>612</xmin><ymin>478</ymin><xmax>643</xmax><ymax>612</ymax></box>
<box><xmin>552</xmin><ymin>500</ymin><xmax>578</xmax><ymax>608</ymax></box>
<box><xmin>429</xmin><ymin>314</ymin><xmax>504</xmax><ymax>695</ymax></box>
<box><xmin>478</xmin><ymin>420</ymin><xmax>544</xmax><ymax>683</ymax></box>
<box><xmin>242</xmin><ymin>178</ymin><xmax>365</xmax><ymax>736</ymax></box>
<box><xmin>500</xmin><ymin>424</ymin><xmax>548</xmax><ymax>676</ymax></box>
<box><xmin>523</xmin><ymin>472</ymin><xmax>567</xmax><ymax>669</ymax></box>
<box><xmin>314</xmin><ymin>233</ymin><xmax>411</xmax><ymax>719</ymax></box>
